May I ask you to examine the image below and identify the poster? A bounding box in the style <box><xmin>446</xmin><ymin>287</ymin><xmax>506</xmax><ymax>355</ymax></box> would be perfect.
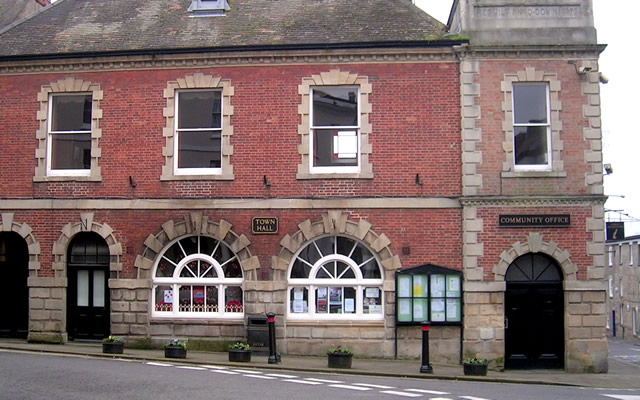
<box><xmin>294</xmin><ymin>288</ymin><xmax>304</xmax><ymax>300</ymax></box>
<box><xmin>345</xmin><ymin>298</ymin><xmax>355</xmax><ymax>313</ymax></box>
<box><xmin>293</xmin><ymin>299</ymin><xmax>304</xmax><ymax>313</ymax></box>
<box><xmin>446</xmin><ymin>299</ymin><xmax>460</xmax><ymax>321</ymax></box>
<box><xmin>398</xmin><ymin>299</ymin><xmax>412</xmax><ymax>321</ymax></box>
<box><xmin>447</xmin><ymin>275</ymin><xmax>461</xmax><ymax>297</ymax></box>
<box><xmin>413</xmin><ymin>275</ymin><xmax>425</xmax><ymax>297</ymax></box>
<box><xmin>366</xmin><ymin>287</ymin><xmax>380</xmax><ymax>298</ymax></box>
<box><xmin>163</xmin><ymin>289</ymin><xmax>173</xmax><ymax>304</ymax></box>
<box><xmin>398</xmin><ymin>275</ymin><xmax>411</xmax><ymax>297</ymax></box>
<box><xmin>318</xmin><ymin>287</ymin><xmax>327</xmax><ymax>299</ymax></box>
<box><xmin>430</xmin><ymin>275</ymin><xmax>445</xmax><ymax>297</ymax></box>
<box><xmin>431</xmin><ymin>299</ymin><xmax>445</xmax><ymax>322</ymax></box>
<box><xmin>413</xmin><ymin>299</ymin><xmax>427</xmax><ymax>321</ymax></box>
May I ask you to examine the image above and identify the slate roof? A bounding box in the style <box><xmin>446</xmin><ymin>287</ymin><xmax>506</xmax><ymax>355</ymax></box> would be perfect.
<box><xmin>0</xmin><ymin>0</ymin><xmax>447</xmax><ymax>59</ymax></box>
<box><xmin>0</xmin><ymin>0</ymin><xmax>46</xmax><ymax>31</ymax></box>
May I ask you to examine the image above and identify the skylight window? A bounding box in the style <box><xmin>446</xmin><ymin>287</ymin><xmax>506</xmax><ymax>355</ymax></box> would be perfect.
<box><xmin>188</xmin><ymin>0</ymin><xmax>230</xmax><ymax>16</ymax></box>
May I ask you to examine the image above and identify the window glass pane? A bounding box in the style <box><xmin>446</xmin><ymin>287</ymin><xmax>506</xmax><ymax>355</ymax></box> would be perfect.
<box><xmin>361</xmin><ymin>259</ymin><xmax>381</xmax><ymax>279</ymax></box>
<box><xmin>77</xmin><ymin>270</ymin><xmax>89</xmax><ymax>307</ymax></box>
<box><xmin>298</xmin><ymin>242</ymin><xmax>322</xmax><ymax>265</ymax></box>
<box><xmin>200</xmin><ymin>236</ymin><xmax>218</xmax><ymax>257</ymax></box>
<box><xmin>155</xmin><ymin>285</ymin><xmax>173</xmax><ymax>312</ymax></box>
<box><xmin>344</xmin><ymin>287</ymin><xmax>356</xmax><ymax>314</ymax></box>
<box><xmin>178</xmin><ymin>131</ymin><xmax>221</xmax><ymax>168</ymax></box>
<box><xmin>93</xmin><ymin>270</ymin><xmax>105</xmax><ymax>307</ymax></box>
<box><xmin>351</xmin><ymin>243</ymin><xmax>373</xmax><ymax>265</ymax></box>
<box><xmin>213</xmin><ymin>241</ymin><xmax>233</xmax><ymax>264</ymax></box>
<box><xmin>51</xmin><ymin>132</ymin><xmax>91</xmax><ymax>169</ymax></box>
<box><xmin>363</xmin><ymin>287</ymin><xmax>382</xmax><ymax>314</ymax></box>
<box><xmin>313</xmin><ymin>129</ymin><xmax>358</xmax><ymax>167</ymax></box>
<box><xmin>316</xmin><ymin>287</ymin><xmax>328</xmax><ymax>313</ymax></box>
<box><xmin>51</xmin><ymin>95</ymin><xmax>92</xmax><ymax>131</ymax></box>
<box><xmin>337</xmin><ymin>236</ymin><xmax>355</xmax><ymax>256</ymax></box>
<box><xmin>316</xmin><ymin>263</ymin><xmax>332</xmax><ymax>279</ymax></box>
<box><xmin>206</xmin><ymin>286</ymin><xmax>218</xmax><ymax>312</ymax></box>
<box><xmin>192</xmin><ymin>286</ymin><xmax>206</xmax><ymax>312</ymax></box>
<box><xmin>514</xmin><ymin>126</ymin><xmax>548</xmax><ymax>165</ymax></box>
<box><xmin>225</xmin><ymin>286</ymin><xmax>243</xmax><ymax>312</ymax></box>
<box><xmin>179</xmin><ymin>285</ymin><xmax>192</xmax><ymax>311</ymax></box>
<box><xmin>222</xmin><ymin>258</ymin><xmax>242</xmax><ymax>278</ymax></box>
<box><xmin>312</xmin><ymin>87</ymin><xmax>358</xmax><ymax>127</ymax></box>
<box><xmin>156</xmin><ymin>259</ymin><xmax>176</xmax><ymax>279</ymax></box>
<box><xmin>180</xmin><ymin>260</ymin><xmax>198</xmax><ymax>278</ymax></box>
<box><xmin>201</xmin><ymin>261</ymin><xmax>217</xmax><ymax>278</ymax></box>
<box><xmin>513</xmin><ymin>84</ymin><xmax>547</xmax><ymax>124</ymax></box>
<box><xmin>290</xmin><ymin>287</ymin><xmax>308</xmax><ymax>313</ymax></box>
<box><xmin>315</xmin><ymin>236</ymin><xmax>335</xmax><ymax>257</ymax></box>
<box><xmin>337</xmin><ymin>261</ymin><xmax>355</xmax><ymax>279</ymax></box>
<box><xmin>329</xmin><ymin>287</ymin><xmax>343</xmax><ymax>313</ymax></box>
<box><xmin>179</xmin><ymin>237</ymin><xmax>198</xmax><ymax>257</ymax></box>
<box><xmin>178</xmin><ymin>91</ymin><xmax>222</xmax><ymax>129</ymax></box>
<box><xmin>290</xmin><ymin>258</ymin><xmax>312</xmax><ymax>278</ymax></box>
<box><xmin>163</xmin><ymin>242</ymin><xmax>185</xmax><ymax>264</ymax></box>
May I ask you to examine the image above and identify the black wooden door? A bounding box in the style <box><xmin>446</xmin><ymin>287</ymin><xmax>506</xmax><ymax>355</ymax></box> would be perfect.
<box><xmin>0</xmin><ymin>233</ymin><xmax>29</xmax><ymax>338</ymax></box>
<box><xmin>67</xmin><ymin>233</ymin><xmax>110</xmax><ymax>340</ymax></box>
<box><xmin>505</xmin><ymin>253</ymin><xmax>564</xmax><ymax>369</ymax></box>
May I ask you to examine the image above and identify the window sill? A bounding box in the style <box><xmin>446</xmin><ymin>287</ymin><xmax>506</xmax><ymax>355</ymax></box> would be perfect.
<box><xmin>160</xmin><ymin>174</ymin><xmax>234</xmax><ymax>181</ymax></box>
<box><xmin>150</xmin><ymin>316</ymin><xmax>244</xmax><ymax>324</ymax></box>
<box><xmin>296</xmin><ymin>172</ymin><xmax>373</xmax><ymax>180</ymax></box>
<box><xmin>34</xmin><ymin>175</ymin><xmax>101</xmax><ymax>182</ymax></box>
<box><xmin>286</xmin><ymin>319</ymin><xmax>385</xmax><ymax>327</ymax></box>
<box><xmin>501</xmin><ymin>171</ymin><xmax>567</xmax><ymax>178</ymax></box>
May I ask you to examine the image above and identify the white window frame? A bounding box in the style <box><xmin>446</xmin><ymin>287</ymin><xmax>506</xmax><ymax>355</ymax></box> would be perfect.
<box><xmin>46</xmin><ymin>92</ymin><xmax>93</xmax><ymax>177</ymax></box>
<box><xmin>512</xmin><ymin>82</ymin><xmax>552</xmax><ymax>171</ymax></box>
<box><xmin>608</xmin><ymin>246</ymin><xmax>615</xmax><ymax>266</ymax></box>
<box><xmin>173</xmin><ymin>89</ymin><xmax>223</xmax><ymax>176</ymax></box>
<box><xmin>620</xmin><ymin>279</ymin><xmax>624</xmax><ymax>298</ymax></box>
<box><xmin>633</xmin><ymin>308</ymin><xmax>638</xmax><ymax>336</ymax></box>
<box><xmin>309</xmin><ymin>86</ymin><xmax>361</xmax><ymax>175</ymax></box>
<box><xmin>630</xmin><ymin>242</ymin><xmax>636</xmax><ymax>266</ymax></box>
<box><xmin>619</xmin><ymin>244</ymin><xmax>623</xmax><ymax>265</ymax></box>
<box><xmin>609</xmin><ymin>277</ymin><xmax>614</xmax><ymax>298</ymax></box>
<box><xmin>151</xmin><ymin>235</ymin><xmax>243</xmax><ymax>320</ymax></box>
<box><xmin>287</xmin><ymin>235</ymin><xmax>384</xmax><ymax>321</ymax></box>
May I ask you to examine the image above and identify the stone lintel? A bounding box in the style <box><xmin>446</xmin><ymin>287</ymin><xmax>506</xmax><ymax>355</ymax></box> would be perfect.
<box><xmin>108</xmin><ymin>279</ymin><xmax>152</xmax><ymax>289</ymax></box>
<box><xmin>564</xmin><ymin>280</ymin><xmax>607</xmax><ymax>291</ymax></box>
<box><xmin>28</xmin><ymin>277</ymin><xmax>67</xmax><ymax>288</ymax></box>
<box><xmin>464</xmin><ymin>281</ymin><xmax>506</xmax><ymax>292</ymax></box>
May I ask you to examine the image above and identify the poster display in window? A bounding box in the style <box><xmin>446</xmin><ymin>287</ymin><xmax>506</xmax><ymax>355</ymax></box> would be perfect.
<box><xmin>395</xmin><ymin>264</ymin><xmax>462</xmax><ymax>325</ymax></box>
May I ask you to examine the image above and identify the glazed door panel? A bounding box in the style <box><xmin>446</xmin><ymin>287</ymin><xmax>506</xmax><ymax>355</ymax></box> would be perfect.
<box><xmin>68</xmin><ymin>267</ymin><xmax>109</xmax><ymax>340</ymax></box>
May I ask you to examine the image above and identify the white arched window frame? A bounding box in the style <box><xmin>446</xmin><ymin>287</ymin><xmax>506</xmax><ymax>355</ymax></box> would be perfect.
<box><xmin>287</xmin><ymin>235</ymin><xmax>384</xmax><ymax>321</ymax></box>
<box><xmin>152</xmin><ymin>235</ymin><xmax>243</xmax><ymax>319</ymax></box>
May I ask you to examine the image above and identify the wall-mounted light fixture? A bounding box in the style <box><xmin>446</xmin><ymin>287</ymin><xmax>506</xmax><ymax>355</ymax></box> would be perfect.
<box><xmin>604</xmin><ymin>164</ymin><xmax>613</xmax><ymax>175</ymax></box>
<box><xmin>568</xmin><ymin>60</ymin><xmax>592</xmax><ymax>76</ymax></box>
<box><xmin>129</xmin><ymin>176</ymin><xmax>137</xmax><ymax>188</ymax></box>
<box><xmin>263</xmin><ymin>175</ymin><xmax>271</xmax><ymax>187</ymax></box>
<box><xmin>415</xmin><ymin>173</ymin><xmax>423</xmax><ymax>185</ymax></box>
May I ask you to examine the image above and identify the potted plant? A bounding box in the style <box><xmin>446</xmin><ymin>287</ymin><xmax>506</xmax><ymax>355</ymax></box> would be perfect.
<box><xmin>164</xmin><ymin>339</ymin><xmax>187</xmax><ymax>359</ymax></box>
<box><xmin>327</xmin><ymin>345</ymin><xmax>353</xmax><ymax>369</ymax></box>
<box><xmin>462</xmin><ymin>357</ymin><xmax>488</xmax><ymax>376</ymax></box>
<box><xmin>102</xmin><ymin>336</ymin><xmax>124</xmax><ymax>354</ymax></box>
<box><xmin>228</xmin><ymin>342</ymin><xmax>251</xmax><ymax>362</ymax></box>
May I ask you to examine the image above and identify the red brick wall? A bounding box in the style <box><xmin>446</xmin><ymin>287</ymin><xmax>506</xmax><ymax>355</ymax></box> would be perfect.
<box><xmin>0</xmin><ymin>62</ymin><xmax>461</xmax><ymax>199</ymax></box>
<box><xmin>4</xmin><ymin>208</ymin><xmax>463</xmax><ymax>279</ymax></box>
<box><xmin>474</xmin><ymin>59</ymin><xmax>591</xmax><ymax>196</ymax></box>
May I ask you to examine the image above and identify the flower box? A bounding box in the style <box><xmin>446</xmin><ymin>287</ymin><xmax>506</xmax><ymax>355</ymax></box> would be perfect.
<box><xmin>463</xmin><ymin>362</ymin><xmax>487</xmax><ymax>376</ymax></box>
<box><xmin>228</xmin><ymin>349</ymin><xmax>252</xmax><ymax>362</ymax></box>
<box><xmin>165</xmin><ymin>346</ymin><xmax>187</xmax><ymax>359</ymax></box>
<box><xmin>102</xmin><ymin>342</ymin><xmax>124</xmax><ymax>355</ymax></box>
<box><xmin>327</xmin><ymin>352</ymin><xmax>352</xmax><ymax>369</ymax></box>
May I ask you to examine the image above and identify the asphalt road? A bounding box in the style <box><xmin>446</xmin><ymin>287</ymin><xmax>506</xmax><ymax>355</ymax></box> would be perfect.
<box><xmin>2</xmin><ymin>350</ymin><xmax>640</xmax><ymax>400</ymax></box>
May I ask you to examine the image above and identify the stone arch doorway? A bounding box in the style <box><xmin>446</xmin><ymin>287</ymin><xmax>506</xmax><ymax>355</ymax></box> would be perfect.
<box><xmin>66</xmin><ymin>232</ymin><xmax>110</xmax><ymax>340</ymax></box>
<box><xmin>0</xmin><ymin>232</ymin><xmax>29</xmax><ymax>338</ymax></box>
<box><xmin>505</xmin><ymin>252</ymin><xmax>564</xmax><ymax>369</ymax></box>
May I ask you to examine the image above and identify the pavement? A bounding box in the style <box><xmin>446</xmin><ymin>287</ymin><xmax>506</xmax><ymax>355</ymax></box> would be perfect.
<box><xmin>0</xmin><ymin>338</ymin><xmax>639</xmax><ymax>389</ymax></box>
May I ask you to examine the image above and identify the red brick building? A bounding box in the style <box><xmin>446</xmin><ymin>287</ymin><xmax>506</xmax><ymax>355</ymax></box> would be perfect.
<box><xmin>0</xmin><ymin>0</ymin><xmax>608</xmax><ymax>372</ymax></box>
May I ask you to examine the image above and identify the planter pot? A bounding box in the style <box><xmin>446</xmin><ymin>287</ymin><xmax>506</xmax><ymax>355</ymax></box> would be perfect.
<box><xmin>228</xmin><ymin>349</ymin><xmax>252</xmax><ymax>362</ymax></box>
<box><xmin>327</xmin><ymin>353</ymin><xmax>352</xmax><ymax>369</ymax></box>
<box><xmin>102</xmin><ymin>342</ymin><xmax>124</xmax><ymax>355</ymax></box>
<box><xmin>463</xmin><ymin>363</ymin><xmax>487</xmax><ymax>376</ymax></box>
<box><xmin>165</xmin><ymin>346</ymin><xmax>187</xmax><ymax>359</ymax></box>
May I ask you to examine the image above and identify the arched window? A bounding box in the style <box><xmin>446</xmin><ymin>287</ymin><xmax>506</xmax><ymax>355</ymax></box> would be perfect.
<box><xmin>288</xmin><ymin>235</ymin><xmax>383</xmax><ymax>320</ymax></box>
<box><xmin>152</xmin><ymin>235</ymin><xmax>243</xmax><ymax>319</ymax></box>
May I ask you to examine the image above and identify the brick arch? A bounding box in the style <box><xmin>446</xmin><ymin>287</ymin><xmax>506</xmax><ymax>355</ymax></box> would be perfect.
<box><xmin>52</xmin><ymin>213</ymin><xmax>123</xmax><ymax>279</ymax></box>
<box><xmin>272</xmin><ymin>211</ymin><xmax>400</xmax><ymax>283</ymax></box>
<box><xmin>493</xmin><ymin>232</ymin><xmax>577</xmax><ymax>281</ymax></box>
<box><xmin>134</xmin><ymin>212</ymin><xmax>260</xmax><ymax>281</ymax></box>
<box><xmin>0</xmin><ymin>213</ymin><xmax>41</xmax><ymax>277</ymax></box>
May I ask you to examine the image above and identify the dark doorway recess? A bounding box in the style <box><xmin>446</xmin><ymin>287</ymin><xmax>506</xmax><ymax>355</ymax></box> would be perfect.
<box><xmin>67</xmin><ymin>233</ymin><xmax>110</xmax><ymax>341</ymax></box>
<box><xmin>505</xmin><ymin>253</ymin><xmax>564</xmax><ymax>370</ymax></box>
<box><xmin>0</xmin><ymin>232</ymin><xmax>29</xmax><ymax>338</ymax></box>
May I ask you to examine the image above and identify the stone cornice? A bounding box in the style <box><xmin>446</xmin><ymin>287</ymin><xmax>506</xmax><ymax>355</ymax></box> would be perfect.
<box><xmin>453</xmin><ymin>44</ymin><xmax>606</xmax><ymax>60</ymax></box>
<box><xmin>460</xmin><ymin>195</ymin><xmax>607</xmax><ymax>207</ymax></box>
<box><xmin>0</xmin><ymin>47</ymin><xmax>459</xmax><ymax>76</ymax></box>
<box><xmin>0</xmin><ymin>197</ymin><xmax>461</xmax><ymax>210</ymax></box>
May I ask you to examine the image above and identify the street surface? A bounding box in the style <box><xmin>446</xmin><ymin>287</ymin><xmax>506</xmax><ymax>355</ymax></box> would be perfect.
<box><xmin>2</xmin><ymin>350</ymin><xmax>640</xmax><ymax>400</ymax></box>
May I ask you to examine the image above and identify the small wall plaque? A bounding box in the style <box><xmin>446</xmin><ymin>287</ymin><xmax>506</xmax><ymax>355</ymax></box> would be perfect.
<box><xmin>252</xmin><ymin>217</ymin><xmax>278</xmax><ymax>234</ymax></box>
<box><xmin>499</xmin><ymin>214</ymin><xmax>570</xmax><ymax>227</ymax></box>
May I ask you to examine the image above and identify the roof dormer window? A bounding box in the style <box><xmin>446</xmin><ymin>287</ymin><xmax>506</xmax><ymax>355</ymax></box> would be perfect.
<box><xmin>188</xmin><ymin>0</ymin><xmax>230</xmax><ymax>16</ymax></box>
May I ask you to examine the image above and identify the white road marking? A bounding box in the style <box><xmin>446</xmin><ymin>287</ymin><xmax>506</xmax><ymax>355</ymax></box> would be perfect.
<box><xmin>265</xmin><ymin>373</ymin><xmax>298</xmax><ymax>378</ymax></box>
<box><xmin>211</xmin><ymin>370</ymin><xmax>240</xmax><ymax>375</ymax></box>
<box><xmin>379</xmin><ymin>390</ymin><xmax>423</xmax><ymax>398</ymax></box>
<box><xmin>232</xmin><ymin>369</ymin><xmax>262</xmax><ymax>374</ymax></box>
<box><xmin>145</xmin><ymin>362</ymin><xmax>173</xmax><ymax>367</ymax></box>
<box><xmin>176</xmin><ymin>366</ymin><xmax>206</xmax><ymax>371</ymax></box>
<box><xmin>460</xmin><ymin>396</ymin><xmax>493</xmax><ymax>400</ymax></box>
<box><xmin>353</xmin><ymin>383</ymin><xmax>395</xmax><ymax>389</ymax></box>
<box><xmin>244</xmin><ymin>374</ymin><xmax>277</xmax><ymax>380</ymax></box>
<box><xmin>305</xmin><ymin>378</ymin><xmax>343</xmax><ymax>383</ymax></box>
<box><xmin>603</xmin><ymin>396</ymin><xmax>640</xmax><ymax>400</ymax></box>
<box><xmin>406</xmin><ymin>389</ymin><xmax>451</xmax><ymax>395</ymax></box>
<box><xmin>329</xmin><ymin>384</ymin><xmax>372</xmax><ymax>391</ymax></box>
<box><xmin>200</xmin><ymin>365</ymin><xmax>228</xmax><ymax>369</ymax></box>
<box><xmin>282</xmin><ymin>379</ymin><xmax>324</xmax><ymax>385</ymax></box>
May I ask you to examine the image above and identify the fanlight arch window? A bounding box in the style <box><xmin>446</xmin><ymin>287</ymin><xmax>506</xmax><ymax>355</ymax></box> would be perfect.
<box><xmin>505</xmin><ymin>253</ymin><xmax>563</xmax><ymax>283</ymax></box>
<box><xmin>288</xmin><ymin>235</ymin><xmax>384</xmax><ymax>320</ymax></box>
<box><xmin>152</xmin><ymin>235</ymin><xmax>243</xmax><ymax>319</ymax></box>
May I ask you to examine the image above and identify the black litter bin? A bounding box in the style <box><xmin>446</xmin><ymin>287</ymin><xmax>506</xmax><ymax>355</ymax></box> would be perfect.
<box><xmin>247</xmin><ymin>316</ymin><xmax>269</xmax><ymax>349</ymax></box>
